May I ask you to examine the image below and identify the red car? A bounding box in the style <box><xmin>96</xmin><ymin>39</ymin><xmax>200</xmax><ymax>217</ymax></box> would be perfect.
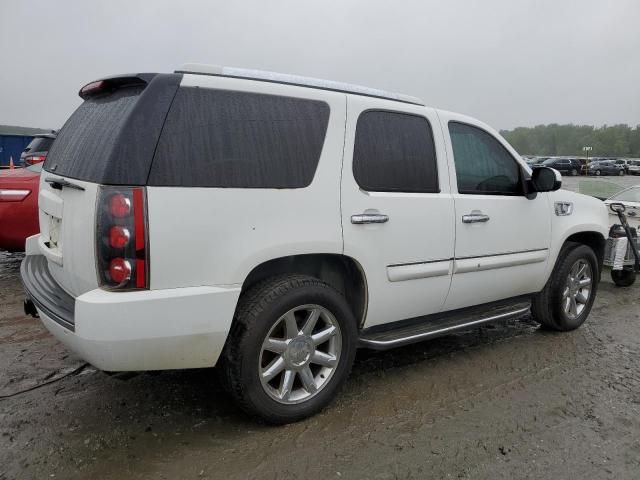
<box><xmin>0</xmin><ymin>163</ymin><xmax>41</xmax><ymax>251</ymax></box>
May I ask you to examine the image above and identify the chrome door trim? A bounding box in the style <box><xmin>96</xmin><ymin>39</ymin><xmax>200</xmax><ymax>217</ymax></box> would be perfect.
<box><xmin>386</xmin><ymin>259</ymin><xmax>453</xmax><ymax>282</ymax></box>
<box><xmin>454</xmin><ymin>248</ymin><xmax>548</xmax><ymax>274</ymax></box>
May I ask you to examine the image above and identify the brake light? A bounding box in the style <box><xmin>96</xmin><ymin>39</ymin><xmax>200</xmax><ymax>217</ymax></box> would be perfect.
<box><xmin>110</xmin><ymin>193</ymin><xmax>131</xmax><ymax>218</ymax></box>
<box><xmin>97</xmin><ymin>187</ymin><xmax>148</xmax><ymax>290</ymax></box>
<box><xmin>80</xmin><ymin>80</ymin><xmax>108</xmax><ymax>98</ymax></box>
<box><xmin>109</xmin><ymin>226</ymin><xmax>131</xmax><ymax>248</ymax></box>
<box><xmin>24</xmin><ymin>155</ymin><xmax>46</xmax><ymax>166</ymax></box>
<box><xmin>0</xmin><ymin>189</ymin><xmax>30</xmax><ymax>202</ymax></box>
<box><xmin>109</xmin><ymin>258</ymin><xmax>132</xmax><ymax>284</ymax></box>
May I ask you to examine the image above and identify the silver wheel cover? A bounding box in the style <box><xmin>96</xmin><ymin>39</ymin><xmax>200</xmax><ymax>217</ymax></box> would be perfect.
<box><xmin>259</xmin><ymin>304</ymin><xmax>342</xmax><ymax>405</ymax></box>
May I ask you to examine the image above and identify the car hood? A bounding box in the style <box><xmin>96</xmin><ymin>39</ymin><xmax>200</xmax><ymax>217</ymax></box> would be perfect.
<box><xmin>603</xmin><ymin>200</ymin><xmax>640</xmax><ymax>225</ymax></box>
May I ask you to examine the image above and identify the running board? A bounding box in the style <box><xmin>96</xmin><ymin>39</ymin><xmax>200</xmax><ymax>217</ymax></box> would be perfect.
<box><xmin>358</xmin><ymin>300</ymin><xmax>531</xmax><ymax>350</ymax></box>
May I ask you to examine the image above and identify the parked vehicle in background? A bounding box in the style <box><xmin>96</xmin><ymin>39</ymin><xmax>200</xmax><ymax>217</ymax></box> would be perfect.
<box><xmin>0</xmin><ymin>163</ymin><xmax>42</xmax><ymax>251</ymax></box>
<box><xmin>536</xmin><ymin>158</ymin><xmax>582</xmax><ymax>176</ymax></box>
<box><xmin>604</xmin><ymin>186</ymin><xmax>640</xmax><ymax>230</ymax></box>
<box><xmin>20</xmin><ymin>133</ymin><xmax>56</xmax><ymax>167</ymax></box>
<box><xmin>613</xmin><ymin>159</ymin><xmax>633</xmax><ymax>174</ymax></box>
<box><xmin>628</xmin><ymin>160</ymin><xmax>640</xmax><ymax>175</ymax></box>
<box><xmin>588</xmin><ymin>161</ymin><xmax>625</xmax><ymax>176</ymax></box>
<box><xmin>21</xmin><ymin>65</ymin><xmax>609</xmax><ymax>423</ymax></box>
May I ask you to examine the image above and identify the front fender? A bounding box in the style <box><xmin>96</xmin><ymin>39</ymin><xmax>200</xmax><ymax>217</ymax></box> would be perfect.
<box><xmin>545</xmin><ymin>190</ymin><xmax>608</xmax><ymax>280</ymax></box>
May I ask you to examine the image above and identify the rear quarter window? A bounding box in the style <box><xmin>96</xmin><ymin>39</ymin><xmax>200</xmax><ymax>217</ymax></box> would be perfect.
<box><xmin>148</xmin><ymin>88</ymin><xmax>330</xmax><ymax>188</ymax></box>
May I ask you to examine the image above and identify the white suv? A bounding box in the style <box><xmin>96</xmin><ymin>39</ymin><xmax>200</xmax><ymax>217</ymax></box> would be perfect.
<box><xmin>628</xmin><ymin>160</ymin><xmax>640</xmax><ymax>175</ymax></box>
<box><xmin>22</xmin><ymin>64</ymin><xmax>609</xmax><ymax>423</ymax></box>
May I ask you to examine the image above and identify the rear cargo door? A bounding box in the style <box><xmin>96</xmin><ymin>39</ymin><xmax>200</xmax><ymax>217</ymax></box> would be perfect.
<box><xmin>37</xmin><ymin>76</ymin><xmax>179</xmax><ymax>297</ymax></box>
<box><xmin>38</xmin><ymin>176</ymin><xmax>100</xmax><ymax>296</ymax></box>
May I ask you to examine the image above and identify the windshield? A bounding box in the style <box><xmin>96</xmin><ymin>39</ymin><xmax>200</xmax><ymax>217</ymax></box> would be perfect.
<box><xmin>25</xmin><ymin>163</ymin><xmax>43</xmax><ymax>173</ymax></box>
<box><xmin>610</xmin><ymin>187</ymin><xmax>640</xmax><ymax>203</ymax></box>
<box><xmin>542</xmin><ymin>159</ymin><xmax>557</xmax><ymax>165</ymax></box>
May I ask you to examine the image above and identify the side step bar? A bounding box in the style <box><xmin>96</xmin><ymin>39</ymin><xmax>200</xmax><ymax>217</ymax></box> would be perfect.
<box><xmin>358</xmin><ymin>300</ymin><xmax>531</xmax><ymax>350</ymax></box>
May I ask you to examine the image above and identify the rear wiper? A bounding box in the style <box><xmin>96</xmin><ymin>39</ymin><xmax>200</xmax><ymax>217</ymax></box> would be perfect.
<box><xmin>45</xmin><ymin>177</ymin><xmax>85</xmax><ymax>191</ymax></box>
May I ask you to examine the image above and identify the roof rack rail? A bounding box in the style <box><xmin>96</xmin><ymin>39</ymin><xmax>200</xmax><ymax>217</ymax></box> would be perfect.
<box><xmin>175</xmin><ymin>63</ymin><xmax>424</xmax><ymax>106</ymax></box>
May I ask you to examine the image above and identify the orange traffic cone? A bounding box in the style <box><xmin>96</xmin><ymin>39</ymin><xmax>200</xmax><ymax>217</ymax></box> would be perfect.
<box><xmin>9</xmin><ymin>156</ymin><xmax>14</xmax><ymax>170</ymax></box>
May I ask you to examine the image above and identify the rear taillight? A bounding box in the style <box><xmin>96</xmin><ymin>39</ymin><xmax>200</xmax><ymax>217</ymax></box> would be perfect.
<box><xmin>0</xmin><ymin>189</ymin><xmax>30</xmax><ymax>202</ymax></box>
<box><xmin>24</xmin><ymin>155</ymin><xmax>46</xmax><ymax>166</ymax></box>
<box><xmin>97</xmin><ymin>186</ymin><xmax>148</xmax><ymax>290</ymax></box>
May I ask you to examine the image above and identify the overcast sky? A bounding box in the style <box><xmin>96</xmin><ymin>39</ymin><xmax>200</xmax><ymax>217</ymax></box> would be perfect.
<box><xmin>1</xmin><ymin>0</ymin><xmax>638</xmax><ymax>131</ymax></box>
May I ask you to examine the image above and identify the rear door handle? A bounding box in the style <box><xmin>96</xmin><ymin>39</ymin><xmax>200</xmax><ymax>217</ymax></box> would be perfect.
<box><xmin>462</xmin><ymin>211</ymin><xmax>490</xmax><ymax>223</ymax></box>
<box><xmin>351</xmin><ymin>213</ymin><xmax>389</xmax><ymax>224</ymax></box>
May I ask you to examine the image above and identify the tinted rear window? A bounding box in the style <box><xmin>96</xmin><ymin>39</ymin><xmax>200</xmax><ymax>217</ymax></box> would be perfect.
<box><xmin>44</xmin><ymin>87</ymin><xmax>143</xmax><ymax>181</ymax></box>
<box><xmin>24</xmin><ymin>137</ymin><xmax>54</xmax><ymax>153</ymax></box>
<box><xmin>148</xmin><ymin>88</ymin><xmax>330</xmax><ymax>188</ymax></box>
<box><xmin>352</xmin><ymin>110</ymin><xmax>439</xmax><ymax>193</ymax></box>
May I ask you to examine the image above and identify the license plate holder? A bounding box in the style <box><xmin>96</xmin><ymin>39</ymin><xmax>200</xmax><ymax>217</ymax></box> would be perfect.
<box><xmin>49</xmin><ymin>216</ymin><xmax>62</xmax><ymax>250</ymax></box>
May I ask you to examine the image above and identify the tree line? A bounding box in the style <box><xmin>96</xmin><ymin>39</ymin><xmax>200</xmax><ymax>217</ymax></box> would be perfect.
<box><xmin>500</xmin><ymin>124</ymin><xmax>640</xmax><ymax>158</ymax></box>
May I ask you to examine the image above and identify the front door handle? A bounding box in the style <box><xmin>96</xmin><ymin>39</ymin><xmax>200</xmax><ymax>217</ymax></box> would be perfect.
<box><xmin>462</xmin><ymin>211</ymin><xmax>490</xmax><ymax>223</ymax></box>
<box><xmin>351</xmin><ymin>213</ymin><xmax>389</xmax><ymax>224</ymax></box>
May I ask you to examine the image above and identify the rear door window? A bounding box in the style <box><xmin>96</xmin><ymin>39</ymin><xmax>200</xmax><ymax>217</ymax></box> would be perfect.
<box><xmin>352</xmin><ymin>110</ymin><xmax>439</xmax><ymax>193</ymax></box>
<box><xmin>148</xmin><ymin>88</ymin><xmax>330</xmax><ymax>188</ymax></box>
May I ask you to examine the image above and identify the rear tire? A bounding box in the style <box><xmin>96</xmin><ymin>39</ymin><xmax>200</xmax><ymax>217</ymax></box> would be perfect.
<box><xmin>619</xmin><ymin>169</ymin><xmax>625</xmax><ymax>176</ymax></box>
<box><xmin>220</xmin><ymin>274</ymin><xmax>357</xmax><ymax>424</ymax></box>
<box><xmin>596</xmin><ymin>170</ymin><xmax>601</xmax><ymax>176</ymax></box>
<box><xmin>611</xmin><ymin>268</ymin><xmax>636</xmax><ymax>287</ymax></box>
<box><xmin>532</xmin><ymin>243</ymin><xmax>599</xmax><ymax>331</ymax></box>
<box><xmin>571</xmin><ymin>168</ymin><xmax>578</xmax><ymax>176</ymax></box>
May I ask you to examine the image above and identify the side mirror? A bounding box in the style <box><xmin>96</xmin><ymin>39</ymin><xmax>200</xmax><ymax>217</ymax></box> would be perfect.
<box><xmin>531</xmin><ymin>166</ymin><xmax>561</xmax><ymax>192</ymax></box>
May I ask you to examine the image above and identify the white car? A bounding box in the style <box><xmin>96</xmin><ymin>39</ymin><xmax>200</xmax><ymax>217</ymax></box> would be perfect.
<box><xmin>605</xmin><ymin>186</ymin><xmax>640</xmax><ymax>230</ymax></box>
<box><xmin>22</xmin><ymin>64</ymin><xmax>609</xmax><ymax>423</ymax></box>
<box><xmin>628</xmin><ymin>161</ymin><xmax>640</xmax><ymax>175</ymax></box>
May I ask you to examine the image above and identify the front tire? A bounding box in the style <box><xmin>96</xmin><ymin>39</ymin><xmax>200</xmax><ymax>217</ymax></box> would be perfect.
<box><xmin>571</xmin><ymin>168</ymin><xmax>578</xmax><ymax>176</ymax></box>
<box><xmin>532</xmin><ymin>243</ymin><xmax>599</xmax><ymax>331</ymax></box>
<box><xmin>220</xmin><ymin>275</ymin><xmax>357</xmax><ymax>424</ymax></box>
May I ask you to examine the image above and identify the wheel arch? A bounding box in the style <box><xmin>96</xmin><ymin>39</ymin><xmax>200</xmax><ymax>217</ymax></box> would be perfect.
<box><xmin>240</xmin><ymin>253</ymin><xmax>368</xmax><ymax>328</ymax></box>
<box><xmin>561</xmin><ymin>230</ymin><xmax>606</xmax><ymax>276</ymax></box>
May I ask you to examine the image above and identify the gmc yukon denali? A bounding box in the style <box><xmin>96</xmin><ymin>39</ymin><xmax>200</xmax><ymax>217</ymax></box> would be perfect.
<box><xmin>22</xmin><ymin>64</ymin><xmax>609</xmax><ymax>423</ymax></box>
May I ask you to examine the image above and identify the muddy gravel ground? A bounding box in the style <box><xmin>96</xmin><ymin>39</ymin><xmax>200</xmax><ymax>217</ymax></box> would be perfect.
<box><xmin>2</xmin><ymin>250</ymin><xmax>640</xmax><ymax>479</ymax></box>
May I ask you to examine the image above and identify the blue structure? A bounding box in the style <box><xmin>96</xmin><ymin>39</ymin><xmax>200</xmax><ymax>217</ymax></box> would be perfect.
<box><xmin>0</xmin><ymin>125</ymin><xmax>53</xmax><ymax>167</ymax></box>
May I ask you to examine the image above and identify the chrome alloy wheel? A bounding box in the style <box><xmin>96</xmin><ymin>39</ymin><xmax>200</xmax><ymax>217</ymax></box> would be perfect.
<box><xmin>562</xmin><ymin>259</ymin><xmax>593</xmax><ymax>320</ymax></box>
<box><xmin>259</xmin><ymin>305</ymin><xmax>342</xmax><ymax>404</ymax></box>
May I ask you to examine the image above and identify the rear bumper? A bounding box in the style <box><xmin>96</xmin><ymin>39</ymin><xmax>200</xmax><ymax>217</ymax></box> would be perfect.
<box><xmin>22</xmin><ymin>254</ymin><xmax>241</xmax><ymax>371</ymax></box>
<box><xmin>22</xmin><ymin>255</ymin><xmax>76</xmax><ymax>330</ymax></box>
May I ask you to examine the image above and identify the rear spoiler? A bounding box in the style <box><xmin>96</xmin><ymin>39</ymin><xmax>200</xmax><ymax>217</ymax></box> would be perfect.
<box><xmin>78</xmin><ymin>73</ymin><xmax>158</xmax><ymax>99</ymax></box>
